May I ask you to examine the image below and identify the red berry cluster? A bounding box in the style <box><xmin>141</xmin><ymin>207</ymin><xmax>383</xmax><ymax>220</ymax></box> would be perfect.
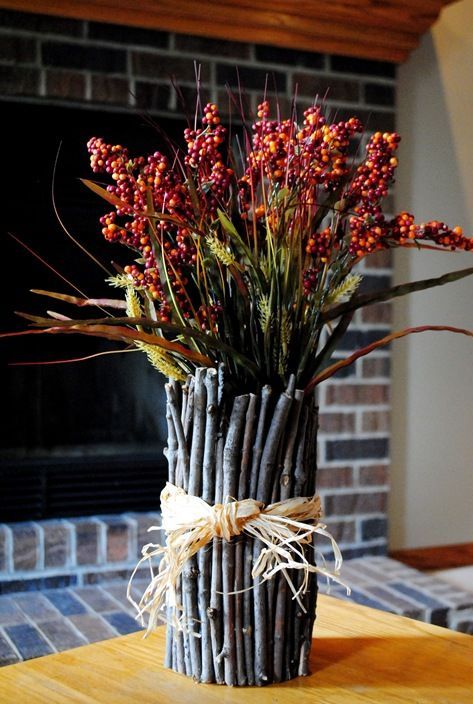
<box><xmin>388</xmin><ymin>212</ymin><xmax>472</xmax><ymax>250</ymax></box>
<box><xmin>239</xmin><ymin>104</ymin><xmax>362</xmax><ymax>216</ymax></box>
<box><xmin>196</xmin><ymin>302</ymin><xmax>223</xmax><ymax>332</ymax></box>
<box><xmin>349</xmin><ymin>132</ymin><xmax>400</xmax><ymax>204</ymax></box>
<box><xmin>88</xmin><ymin>137</ymin><xmax>201</xmax><ymax>318</ymax></box>
<box><xmin>297</xmin><ymin>110</ymin><xmax>362</xmax><ymax>189</ymax></box>
<box><xmin>184</xmin><ymin>103</ymin><xmax>234</xmax><ymax>213</ymax></box>
<box><xmin>305</xmin><ymin>226</ymin><xmax>333</xmax><ymax>260</ymax></box>
<box><xmin>346</xmin><ymin>131</ymin><xmax>401</xmax><ymax>257</ymax></box>
<box><xmin>348</xmin><ymin>208</ymin><xmax>387</xmax><ymax>257</ymax></box>
<box><xmin>303</xmin><ymin>268</ymin><xmax>319</xmax><ymax>296</ymax></box>
<box><xmin>87</xmin><ymin>100</ymin><xmax>472</xmax><ymax>319</ymax></box>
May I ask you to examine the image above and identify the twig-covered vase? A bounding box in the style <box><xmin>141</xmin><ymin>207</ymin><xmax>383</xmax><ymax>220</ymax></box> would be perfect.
<box><xmin>163</xmin><ymin>368</ymin><xmax>319</xmax><ymax>686</ymax></box>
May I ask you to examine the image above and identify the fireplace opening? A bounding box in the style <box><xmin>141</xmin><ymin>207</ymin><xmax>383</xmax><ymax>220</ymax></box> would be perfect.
<box><xmin>1</xmin><ymin>101</ymin><xmax>186</xmax><ymax>521</ymax></box>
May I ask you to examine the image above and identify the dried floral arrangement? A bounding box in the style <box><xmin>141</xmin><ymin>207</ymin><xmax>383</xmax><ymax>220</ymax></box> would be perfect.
<box><xmin>14</xmin><ymin>100</ymin><xmax>472</xmax><ymax>392</ymax></box>
<box><xmin>5</xmin><ymin>96</ymin><xmax>473</xmax><ymax>686</ymax></box>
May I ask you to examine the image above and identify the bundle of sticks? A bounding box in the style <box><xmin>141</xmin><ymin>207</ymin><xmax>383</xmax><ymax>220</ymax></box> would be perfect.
<box><xmin>156</xmin><ymin>368</ymin><xmax>320</xmax><ymax>685</ymax></box>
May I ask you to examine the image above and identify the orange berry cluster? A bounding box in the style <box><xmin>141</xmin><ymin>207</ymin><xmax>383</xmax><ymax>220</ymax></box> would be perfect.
<box><xmin>347</xmin><ymin>131</ymin><xmax>400</xmax><ymax>257</ymax></box>
<box><xmin>87</xmin><ymin>100</ymin><xmax>472</xmax><ymax>316</ymax></box>
<box><xmin>88</xmin><ymin>106</ymin><xmax>236</xmax><ymax>326</ymax></box>
<box><xmin>184</xmin><ymin>103</ymin><xmax>234</xmax><ymax>213</ymax></box>
<box><xmin>349</xmin><ymin>132</ymin><xmax>400</xmax><ymax>204</ymax></box>
<box><xmin>88</xmin><ymin>137</ymin><xmax>198</xmax><ymax>317</ymax></box>
<box><xmin>388</xmin><ymin>212</ymin><xmax>472</xmax><ymax>250</ymax></box>
<box><xmin>239</xmin><ymin>103</ymin><xmax>362</xmax><ymax>214</ymax></box>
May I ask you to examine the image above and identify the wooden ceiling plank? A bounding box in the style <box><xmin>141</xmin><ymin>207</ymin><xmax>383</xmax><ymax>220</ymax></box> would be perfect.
<box><xmin>0</xmin><ymin>0</ymin><xmax>452</xmax><ymax>63</ymax></box>
<box><xmin>95</xmin><ymin>0</ymin><xmax>419</xmax><ymax>52</ymax></box>
<box><xmin>220</xmin><ymin>0</ymin><xmax>438</xmax><ymax>35</ymax></box>
<box><xmin>326</xmin><ymin>0</ymin><xmax>450</xmax><ymax>11</ymax></box>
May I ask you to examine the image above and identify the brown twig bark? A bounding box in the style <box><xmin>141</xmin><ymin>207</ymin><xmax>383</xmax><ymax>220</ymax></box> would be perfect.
<box><xmin>163</xmin><ymin>379</ymin><xmax>320</xmax><ymax>686</ymax></box>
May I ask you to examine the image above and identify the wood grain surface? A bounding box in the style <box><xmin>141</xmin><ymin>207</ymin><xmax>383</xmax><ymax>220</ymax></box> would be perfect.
<box><xmin>0</xmin><ymin>1</ymin><xmax>455</xmax><ymax>62</ymax></box>
<box><xmin>1</xmin><ymin>594</ymin><xmax>472</xmax><ymax>703</ymax></box>
<box><xmin>390</xmin><ymin>542</ymin><xmax>473</xmax><ymax>570</ymax></box>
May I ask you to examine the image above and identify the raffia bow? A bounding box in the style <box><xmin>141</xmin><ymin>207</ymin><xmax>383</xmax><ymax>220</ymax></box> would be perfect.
<box><xmin>128</xmin><ymin>482</ymin><xmax>348</xmax><ymax>634</ymax></box>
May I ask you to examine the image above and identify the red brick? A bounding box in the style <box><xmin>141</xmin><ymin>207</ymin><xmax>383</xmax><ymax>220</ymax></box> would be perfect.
<box><xmin>361</xmin><ymin>410</ymin><xmax>390</xmax><ymax>432</ymax></box>
<box><xmin>326</xmin><ymin>438</ymin><xmax>388</xmax><ymax>461</ymax></box>
<box><xmin>46</xmin><ymin>69</ymin><xmax>85</xmax><ymax>100</ymax></box>
<box><xmin>0</xmin><ymin>36</ymin><xmax>36</xmax><ymax>63</ymax></box>
<box><xmin>127</xmin><ymin>513</ymin><xmax>161</xmax><ymax>559</ymax></box>
<box><xmin>37</xmin><ymin>619</ymin><xmax>86</xmax><ymax>651</ymax></box>
<box><xmin>293</xmin><ymin>73</ymin><xmax>360</xmax><ymax>102</ymax></box>
<box><xmin>91</xmin><ymin>75</ymin><xmax>130</xmax><ymax>105</ymax></box>
<box><xmin>42</xmin><ymin>41</ymin><xmax>126</xmax><ymax>73</ymax></box>
<box><xmin>216</xmin><ymin>89</ymin><xmax>252</xmax><ymax>117</ymax></box>
<box><xmin>319</xmin><ymin>519</ymin><xmax>356</xmax><ymax>543</ymax></box>
<box><xmin>43</xmin><ymin>522</ymin><xmax>71</xmax><ymax>569</ymax></box>
<box><xmin>174</xmin><ymin>35</ymin><xmax>250</xmax><ymax>59</ymax></box>
<box><xmin>319</xmin><ymin>412</ymin><xmax>356</xmax><ymax>433</ymax></box>
<box><xmin>364</xmin><ymin>249</ymin><xmax>392</xmax><ymax>269</ymax></box>
<box><xmin>68</xmin><ymin>614</ymin><xmax>116</xmax><ymax>643</ymax></box>
<box><xmin>103</xmin><ymin>519</ymin><xmax>130</xmax><ymax>563</ymax></box>
<box><xmin>177</xmin><ymin>85</ymin><xmax>212</xmax><ymax>112</ymax></box>
<box><xmin>132</xmin><ymin>52</ymin><xmax>210</xmax><ymax>82</ymax></box>
<box><xmin>361</xmin><ymin>302</ymin><xmax>392</xmax><ymax>324</ymax></box>
<box><xmin>217</xmin><ymin>63</ymin><xmax>285</xmax><ymax>91</ymax></box>
<box><xmin>248</xmin><ymin>91</ymin><xmax>293</xmax><ymax>117</ymax></box>
<box><xmin>362</xmin><ymin>357</ymin><xmax>391</xmax><ymax>378</ymax></box>
<box><xmin>0</xmin><ymin>66</ymin><xmax>39</xmax><ymax>96</ymax></box>
<box><xmin>11</xmin><ymin>524</ymin><xmax>38</xmax><ymax>571</ymax></box>
<box><xmin>324</xmin><ymin>491</ymin><xmax>388</xmax><ymax>516</ymax></box>
<box><xmin>359</xmin><ymin>465</ymin><xmax>389</xmax><ymax>486</ymax></box>
<box><xmin>325</xmin><ymin>384</ymin><xmax>389</xmax><ymax>405</ymax></box>
<box><xmin>73</xmin><ymin>520</ymin><xmax>99</xmax><ymax>566</ymax></box>
<box><xmin>317</xmin><ymin>466</ymin><xmax>354</xmax><ymax>489</ymax></box>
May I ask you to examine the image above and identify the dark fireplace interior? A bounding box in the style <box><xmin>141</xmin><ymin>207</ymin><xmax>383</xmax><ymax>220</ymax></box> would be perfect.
<box><xmin>1</xmin><ymin>101</ymin><xmax>187</xmax><ymax>521</ymax></box>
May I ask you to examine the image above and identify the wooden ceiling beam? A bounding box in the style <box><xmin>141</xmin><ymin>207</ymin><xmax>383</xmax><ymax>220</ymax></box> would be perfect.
<box><xmin>221</xmin><ymin>0</ymin><xmax>439</xmax><ymax>35</ymax></box>
<box><xmin>0</xmin><ymin>0</ymin><xmax>455</xmax><ymax>63</ymax></box>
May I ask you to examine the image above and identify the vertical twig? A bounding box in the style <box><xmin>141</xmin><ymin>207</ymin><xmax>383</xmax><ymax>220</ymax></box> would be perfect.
<box><xmin>164</xmin><ymin>382</ymin><xmax>178</xmax><ymax>485</ymax></box>
<box><xmin>298</xmin><ymin>395</ymin><xmax>319</xmax><ymax>677</ymax></box>
<box><xmin>182</xmin><ymin>560</ymin><xmax>201</xmax><ymax>680</ymax></box>
<box><xmin>164</xmin><ymin>379</ymin><xmax>178</xmax><ymax>668</ymax></box>
<box><xmin>174</xmin><ymin>578</ymin><xmax>188</xmax><ymax>675</ymax></box>
<box><xmin>273</xmin><ymin>389</ymin><xmax>304</xmax><ymax>681</ymax></box>
<box><xmin>255</xmin><ymin>391</ymin><xmax>293</xmax><ymax>502</ymax></box>
<box><xmin>220</xmin><ymin>395</ymin><xmax>249</xmax><ymax>686</ymax></box>
<box><xmin>237</xmin><ymin>394</ymin><xmax>257</xmax><ymax>685</ymax></box>
<box><xmin>293</xmin><ymin>405</ymin><xmax>309</xmax><ymax>497</ymax></box>
<box><xmin>188</xmin><ymin>368</ymin><xmax>206</xmax><ymax>497</ymax></box>
<box><xmin>181</xmin><ymin>379</ymin><xmax>189</xmax><ymax>425</ymax></box>
<box><xmin>253</xmin><ymin>389</ymin><xmax>293</xmax><ymax>686</ymax></box>
<box><xmin>298</xmin><ymin>573</ymin><xmax>318</xmax><ymax>677</ymax></box>
<box><xmin>182</xmin><ymin>369</ymin><xmax>206</xmax><ymax>681</ymax></box>
<box><xmin>165</xmin><ymin>383</ymin><xmax>189</xmax><ymax>491</ymax></box>
<box><xmin>249</xmin><ymin>386</ymin><xmax>272</xmax><ymax>499</ymax></box>
<box><xmin>209</xmin><ymin>392</ymin><xmax>226</xmax><ymax>684</ymax></box>
<box><xmin>198</xmin><ymin>368</ymin><xmax>218</xmax><ymax>683</ymax></box>
<box><xmin>184</xmin><ymin>375</ymin><xmax>195</xmax><ymax>447</ymax></box>
<box><xmin>164</xmin><ymin>382</ymin><xmax>186</xmax><ymax>674</ymax></box>
<box><xmin>202</xmin><ymin>368</ymin><xmax>218</xmax><ymax>504</ymax></box>
<box><xmin>238</xmin><ymin>394</ymin><xmax>257</xmax><ymax>501</ymax></box>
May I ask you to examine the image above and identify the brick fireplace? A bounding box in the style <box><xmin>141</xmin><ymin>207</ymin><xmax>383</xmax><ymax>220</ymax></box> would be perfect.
<box><xmin>0</xmin><ymin>8</ymin><xmax>395</xmax><ymax>590</ymax></box>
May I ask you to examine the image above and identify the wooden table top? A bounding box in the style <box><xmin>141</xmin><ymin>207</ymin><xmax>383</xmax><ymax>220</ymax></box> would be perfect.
<box><xmin>1</xmin><ymin>595</ymin><xmax>472</xmax><ymax>703</ymax></box>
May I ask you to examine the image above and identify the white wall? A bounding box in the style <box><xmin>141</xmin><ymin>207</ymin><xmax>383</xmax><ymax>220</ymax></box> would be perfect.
<box><xmin>390</xmin><ymin>0</ymin><xmax>473</xmax><ymax>549</ymax></box>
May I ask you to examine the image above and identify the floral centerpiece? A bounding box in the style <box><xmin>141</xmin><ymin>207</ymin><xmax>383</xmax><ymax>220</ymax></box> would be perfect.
<box><xmin>8</xmin><ymin>97</ymin><xmax>473</xmax><ymax>686</ymax></box>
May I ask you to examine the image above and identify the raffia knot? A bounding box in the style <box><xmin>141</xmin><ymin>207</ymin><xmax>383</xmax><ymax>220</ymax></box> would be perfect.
<box><xmin>128</xmin><ymin>483</ymin><xmax>347</xmax><ymax>634</ymax></box>
<box><xmin>212</xmin><ymin>499</ymin><xmax>262</xmax><ymax>540</ymax></box>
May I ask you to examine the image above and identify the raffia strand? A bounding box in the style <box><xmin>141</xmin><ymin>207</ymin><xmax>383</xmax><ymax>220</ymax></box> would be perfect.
<box><xmin>127</xmin><ymin>483</ymin><xmax>348</xmax><ymax>635</ymax></box>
